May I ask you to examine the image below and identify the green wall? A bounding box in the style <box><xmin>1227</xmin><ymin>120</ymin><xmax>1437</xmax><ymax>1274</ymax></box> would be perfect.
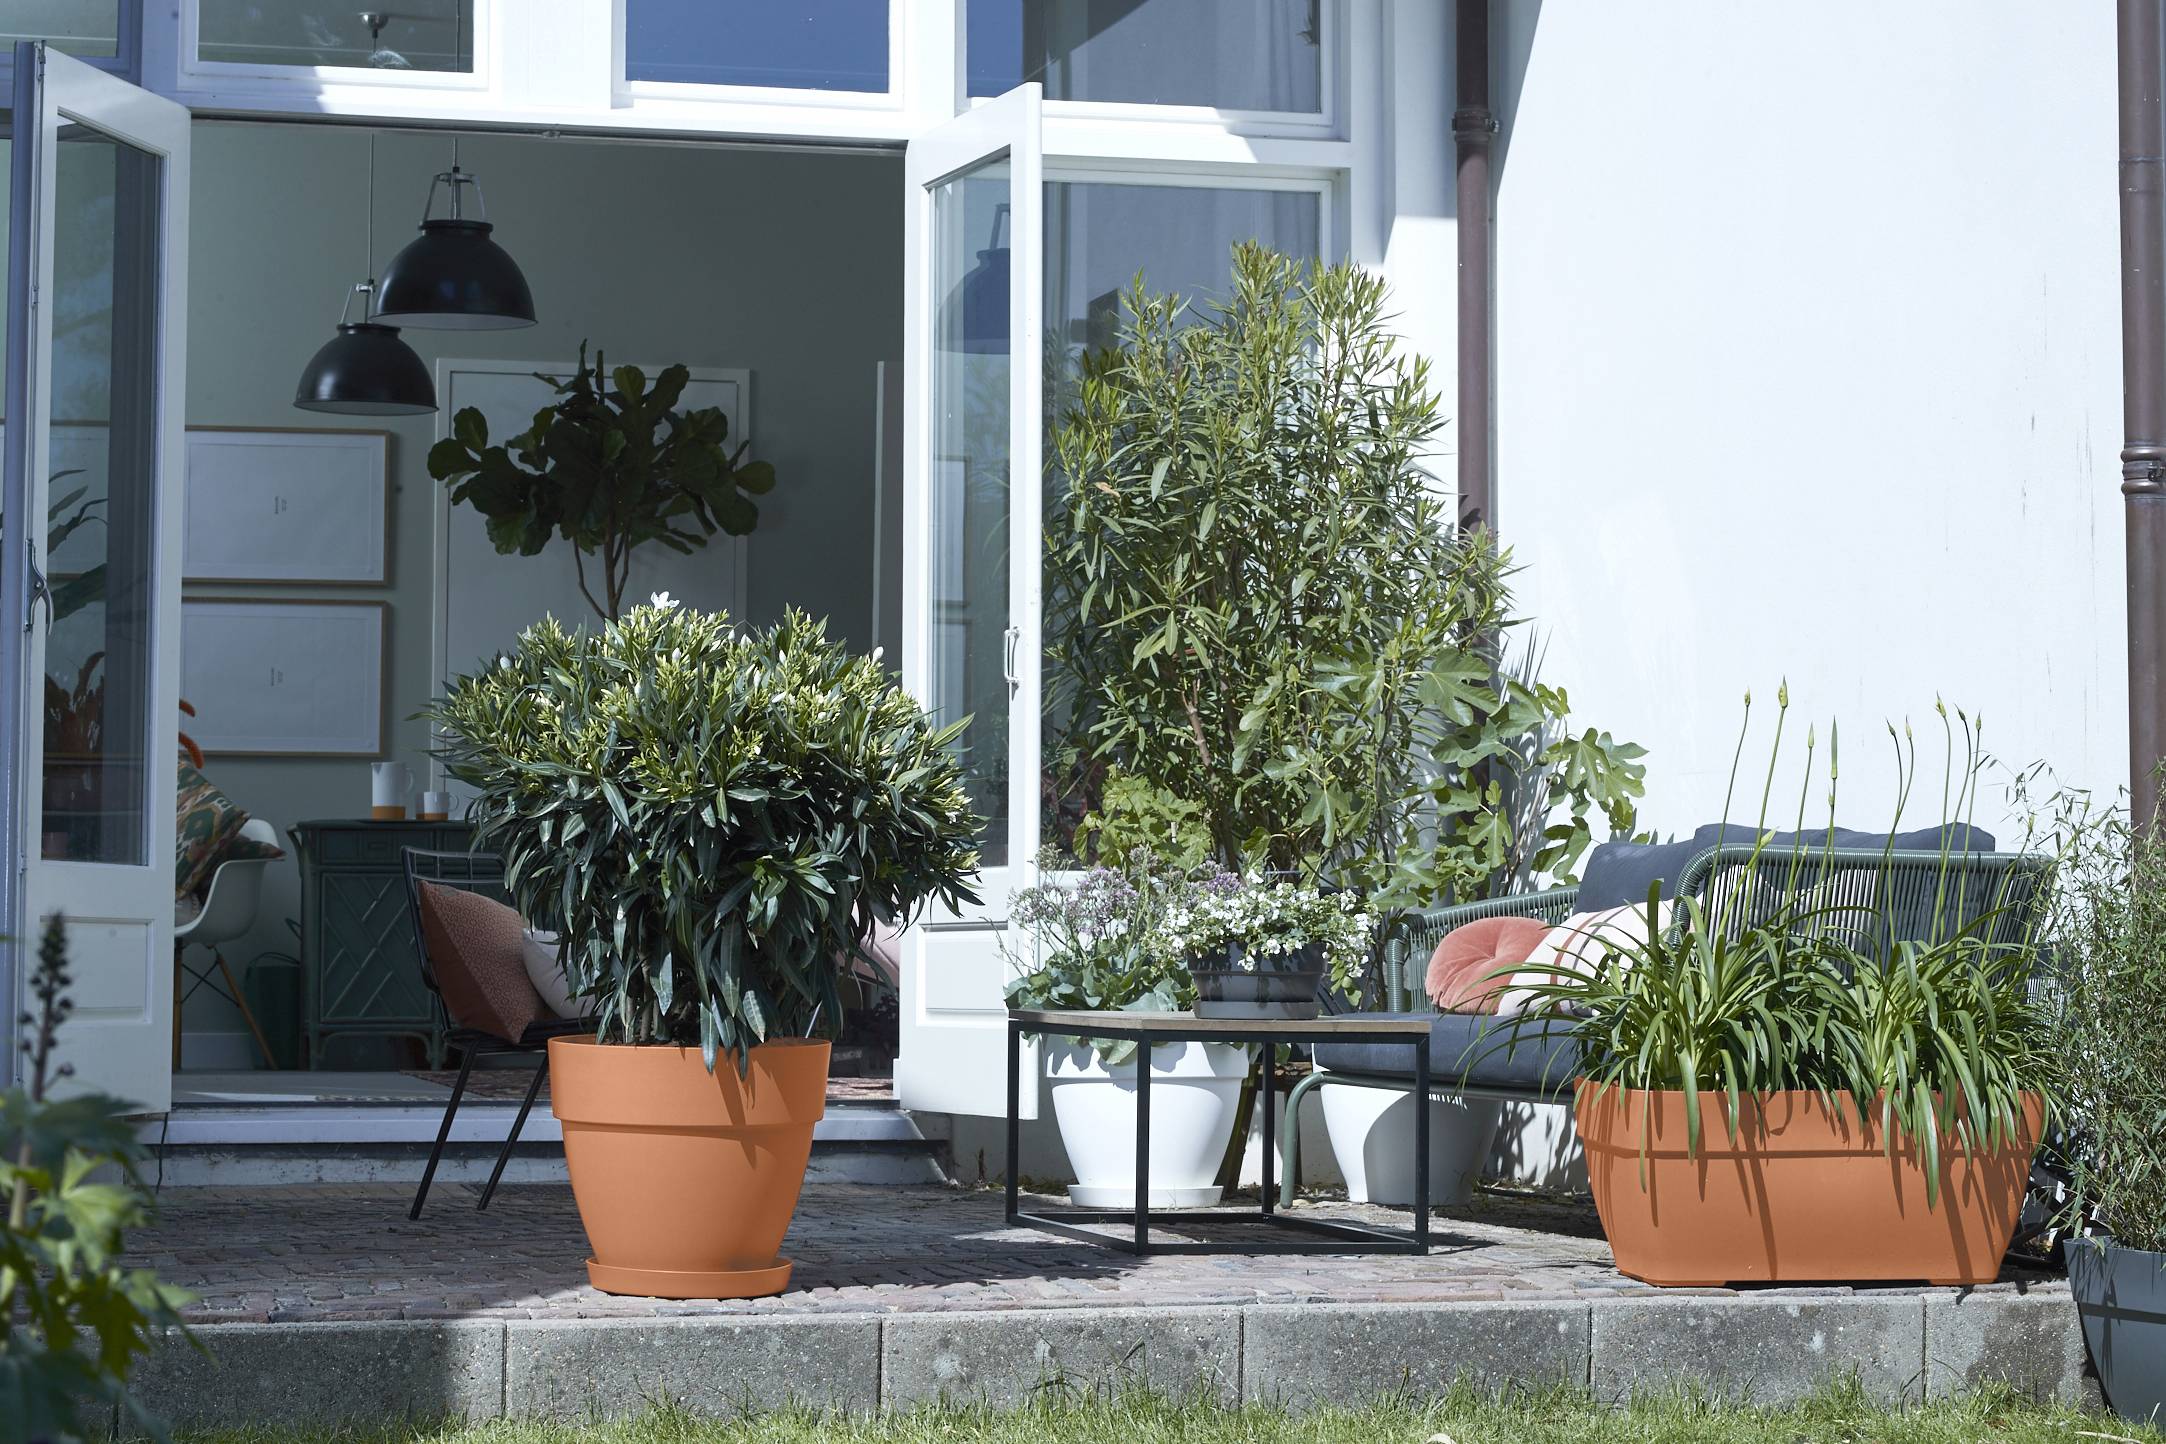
<box><xmin>181</xmin><ymin>122</ymin><xmax>902</xmax><ymax>1061</ymax></box>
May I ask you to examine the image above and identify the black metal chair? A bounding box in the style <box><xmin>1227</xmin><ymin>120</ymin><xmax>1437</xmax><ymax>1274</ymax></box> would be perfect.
<box><xmin>403</xmin><ymin>846</ymin><xmax>587</xmax><ymax>1220</ymax></box>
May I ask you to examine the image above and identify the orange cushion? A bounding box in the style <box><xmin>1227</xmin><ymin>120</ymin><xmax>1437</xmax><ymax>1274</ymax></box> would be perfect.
<box><xmin>1425</xmin><ymin>915</ymin><xmax>1553</xmax><ymax>1013</ymax></box>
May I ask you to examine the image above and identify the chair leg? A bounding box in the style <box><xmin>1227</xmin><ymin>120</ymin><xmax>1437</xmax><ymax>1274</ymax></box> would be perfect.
<box><xmin>479</xmin><ymin>1056</ymin><xmax>547</xmax><ymax>1212</ymax></box>
<box><xmin>215</xmin><ymin>951</ymin><xmax>281</xmax><ymax>1071</ymax></box>
<box><xmin>411</xmin><ymin>1048</ymin><xmax>474</xmax><ymax>1221</ymax></box>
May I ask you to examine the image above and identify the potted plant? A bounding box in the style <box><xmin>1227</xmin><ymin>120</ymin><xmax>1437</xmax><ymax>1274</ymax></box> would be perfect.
<box><xmin>2041</xmin><ymin>798</ymin><xmax>2166</xmax><ymax>1423</ymax></box>
<box><xmin>427</xmin><ymin>343</ymin><xmax>777</xmax><ymax>622</ymax></box>
<box><xmin>1527</xmin><ymin>700</ymin><xmax>2055</xmax><ymax>1286</ymax></box>
<box><xmin>1003</xmin><ymin>857</ymin><xmax>1249</xmax><ymax>1206</ymax></box>
<box><xmin>430</xmin><ymin>598</ymin><xmax>979</xmax><ymax>1299</ymax></box>
<box><xmin>1158</xmin><ymin>876</ymin><xmax>1373</xmax><ymax>1019</ymax></box>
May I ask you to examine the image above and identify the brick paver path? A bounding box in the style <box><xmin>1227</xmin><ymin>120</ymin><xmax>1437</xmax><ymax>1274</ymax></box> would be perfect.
<box><xmin>127</xmin><ymin>1184</ymin><xmax>2064</xmax><ymax>1324</ymax></box>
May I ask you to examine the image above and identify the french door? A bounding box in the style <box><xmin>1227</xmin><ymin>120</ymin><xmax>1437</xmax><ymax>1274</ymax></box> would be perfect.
<box><xmin>894</xmin><ymin>84</ymin><xmax>1045</xmax><ymax>1118</ymax></box>
<box><xmin>0</xmin><ymin>45</ymin><xmax>189</xmax><ymax>1107</ymax></box>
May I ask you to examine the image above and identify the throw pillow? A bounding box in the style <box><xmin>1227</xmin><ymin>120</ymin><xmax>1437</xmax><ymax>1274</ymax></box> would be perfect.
<box><xmin>519</xmin><ymin>928</ymin><xmax>590</xmax><ymax>1020</ymax></box>
<box><xmin>175</xmin><ymin>763</ymin><xmax>249</xmax><ymax>898</ymax></box>
<box><xmin>1424</xmin><ymin>915</ymin><xmax>1553</xmax><ymax>1014</ymax></box>
<box><xmin>414</xmin><ymin>881</ymin><xmax>547</xmax><ymax>1044</ymax></box>
<box><xmin>1499</xmin><ymin>900</ymin><xmax>1672</xmax><ymax>1016</ymax></box>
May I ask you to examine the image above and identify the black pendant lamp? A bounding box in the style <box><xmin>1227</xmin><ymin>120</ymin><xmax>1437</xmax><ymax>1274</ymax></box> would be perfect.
<box><xmin>295</xmin><ymin>135</ymin><xmax>437</xmax><ymax>416</ymax></box>
<box><xmin>941</xmin><ymin>203</ymin><xmax>1010</xmax><ymax>354</ymax></box>
<box><xmin>373</xmin><ymin>139</ymin><xmax>536</xmax><ymax>331</ymax></box>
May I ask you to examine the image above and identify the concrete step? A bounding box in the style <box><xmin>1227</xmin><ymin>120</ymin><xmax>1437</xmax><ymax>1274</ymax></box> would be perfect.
<box><xmin>143</xmin><ymin>1098</ymin><xmax>946</xmax><ymax>1188</ymax></box>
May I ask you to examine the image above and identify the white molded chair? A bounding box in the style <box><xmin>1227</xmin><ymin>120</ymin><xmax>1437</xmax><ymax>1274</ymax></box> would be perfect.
<box><xmin>174</xmin><ymin>817</ymin><xmax>282</xmax><ymax>1070</ymax></box>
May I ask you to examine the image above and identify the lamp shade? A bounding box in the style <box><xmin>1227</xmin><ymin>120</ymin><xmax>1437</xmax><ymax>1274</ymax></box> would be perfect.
<box><xmin>373</xmin><ymin>217</ymin><xmax>536</xmax><ymax>330</ymax></box>
<box><xmin>944</xmin><ymin>244</ymin><xmax>1010</xmax><ymax>355</ymax></box>
<box><xmin>294</xmin><ymin>322</ymin><xmax>438</xmax><ymax>415</ymax></box>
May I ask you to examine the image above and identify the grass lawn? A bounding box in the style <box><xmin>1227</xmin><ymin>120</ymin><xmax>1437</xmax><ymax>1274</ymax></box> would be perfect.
<box><xmin>183</xmin><ymin>1383</ymin><xmax>2161</xmax><ymax>1444</ymax></box>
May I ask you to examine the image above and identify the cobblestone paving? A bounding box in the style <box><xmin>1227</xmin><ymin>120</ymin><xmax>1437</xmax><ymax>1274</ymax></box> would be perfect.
<box><xmin>128</xmin><ymin>1183</ymin><xmax>2064</xmax><ymax>1324</ymax></box>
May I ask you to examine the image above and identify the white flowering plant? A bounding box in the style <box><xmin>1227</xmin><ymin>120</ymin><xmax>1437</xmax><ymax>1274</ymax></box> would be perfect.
<box><xmin>429</xmin><ymin>597</ymin><xmax>982</xmax><ymax>1069</ymax></box>
<box><xmin>1155</xmin><ymin>877</ymin><xmax>1376</xmax><ymax>996</ymax></box>
<box><xmin>1001</xmin><ymin>855</ymin><xmax>1191</xmax><ymax>1059</ymax></box>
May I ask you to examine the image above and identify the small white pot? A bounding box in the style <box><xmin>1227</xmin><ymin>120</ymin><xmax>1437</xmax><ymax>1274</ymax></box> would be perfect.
<box><xmin>1046</xmin><ymin>1040</ymin><xmax>1250</xmax><ymax>1207</ymax></box>
<box><xmin>1318</xmin><ymin>1078</ymin><xmax>1503</xmax><ymax>1207</ymax></box>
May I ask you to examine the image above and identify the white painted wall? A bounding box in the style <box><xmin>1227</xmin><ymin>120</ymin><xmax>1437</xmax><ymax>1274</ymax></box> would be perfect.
<box><xmin>1494</xmin><ymin>2</ymin><xmax>2125</xmax><ymax>839</ymax></box>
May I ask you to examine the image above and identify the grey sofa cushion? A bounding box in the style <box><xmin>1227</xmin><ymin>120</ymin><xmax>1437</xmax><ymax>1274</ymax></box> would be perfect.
<box><xmin>1311</xmin><ymin>1012</ymin><xmax>1580</xmax><ymax>1096</ymax></box>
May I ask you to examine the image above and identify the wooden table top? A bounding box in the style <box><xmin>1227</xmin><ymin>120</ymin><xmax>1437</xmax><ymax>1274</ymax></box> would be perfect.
<box><xmin>1007</xmin><ymin>1008</ymin><xmax>1434</xmax><ymax>1038</ymax></box>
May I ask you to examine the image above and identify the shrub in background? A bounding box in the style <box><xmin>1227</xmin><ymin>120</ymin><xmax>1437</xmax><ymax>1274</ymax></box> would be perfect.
<box><xmin>1044</xmin><ymin>243</ymin><xmax>1643</xmax><ymax>992</ymax></box>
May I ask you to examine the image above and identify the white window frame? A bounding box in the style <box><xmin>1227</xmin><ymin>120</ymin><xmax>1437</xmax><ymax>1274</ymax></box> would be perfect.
<box><xmin>612</xmin><ymin>0</ymin><xmax>907</xmax><ymax>117</ymax></box>
<box><xmin>172</xmin><ymin>0</ymin><xmax>492</xmax><ymax>98</ymax></box>
<box><xmin>0</xmin><ymin>0</ymin><xmax>141</xmax><ymax>105</ymax></box>
<box><xmin>975</xmin><ymin>0</ymin><xmax>1349</xmax><ymax>142</ymax></box>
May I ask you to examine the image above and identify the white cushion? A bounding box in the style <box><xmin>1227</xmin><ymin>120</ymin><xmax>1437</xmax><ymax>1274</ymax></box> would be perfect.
<box><xmin>519</xmin><ymin>928</ymin><xmax>591</xmax><ymax>1020</ymax></box>
<box><xmin>1497</xmin><ymin>900</ymin><xmax>1671</xmax><ymax>1016</ymax></box>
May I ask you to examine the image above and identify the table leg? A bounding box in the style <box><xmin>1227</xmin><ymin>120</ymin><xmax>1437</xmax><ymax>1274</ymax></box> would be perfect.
<box><xmin>1413</xmin><ymin>1034</ymin><xmax>1432</xmax><ymax>1253</ymax></box>
<box><xmin>1005</xmin><ymin>1018</ymin><xmax>1022</xmax><ymax>1226</ymax></box>
<box><xmin>1259</xmin><ymin>1046</ymin><xmax>1276</xmax><ymax>1216</ymax></box>
<box><xmin>1134</xmin><ymin>1043</ymin><xmax>1152</xmax><ymax>1254</ymax></box>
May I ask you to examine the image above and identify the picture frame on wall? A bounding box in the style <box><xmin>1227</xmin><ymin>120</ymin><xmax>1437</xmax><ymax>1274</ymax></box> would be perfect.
<box><xmin>180</xmin><ymin>598</ymin><xmax>387</xmax><ymax>757</ymax></box>
<box><xmin>182</xmin><ymin>427</ymin><xmax>390</xmax><ymax>584</ymax></box>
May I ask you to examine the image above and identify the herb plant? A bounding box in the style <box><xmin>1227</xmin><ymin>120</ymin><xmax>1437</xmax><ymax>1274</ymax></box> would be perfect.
<box><xmin>1045</xmin><ymin>244</ymin><xmax>1644</xmax><ymax>985</ymax></box>
<box><xmin>2036</xmin><ymin>796</ymin><xmax>2166</xmax><ymax>1252</ymax></box>
<box><xmin>428</xmin><ymin>344</ymin><xmax>777</xmax><ymax>622</ymax></box>
<box><xmin>429</xmin><ymin>598</ymin><xmax>982</xmax><ymax>1069</ymax></box>
<box><xmin>2</xmin><ymin>915</ymin><xmax>191</xmax><ymax>1441</ymax></box>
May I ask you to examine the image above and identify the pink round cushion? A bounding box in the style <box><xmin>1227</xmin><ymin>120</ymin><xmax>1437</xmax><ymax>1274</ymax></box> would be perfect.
<box><xmin>1425</xmin><ymin>914</ymin><xmax>1555</xmax><ymax>1013</ymax></box>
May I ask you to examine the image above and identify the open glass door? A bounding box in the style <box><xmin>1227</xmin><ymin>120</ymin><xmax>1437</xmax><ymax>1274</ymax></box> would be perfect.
<box><xmin>895</xmin><ymin>84</ymin><xmax>1043</xmax><ymax>1118</ymax></box>
<box><xmin>0</xmin><ymin>44</ymin><xmax>189</xmax><ymax>1107</ymax></box>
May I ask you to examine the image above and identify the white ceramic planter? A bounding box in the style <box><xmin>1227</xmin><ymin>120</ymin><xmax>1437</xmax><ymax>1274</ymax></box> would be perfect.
<box><xmin>1046</xmin><ymin>1040</ymin><xmax>1249</xmax><ymax>1207</ymax></box>
<box><xmin>1318</xmin><ymin>1078</ymin><xmax>1503</xmax><ymax>1207</ymax></box>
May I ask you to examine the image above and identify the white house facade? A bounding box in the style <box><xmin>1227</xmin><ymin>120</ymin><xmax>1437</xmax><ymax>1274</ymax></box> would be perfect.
<box><xmin>0</xmin><ymin>2</ymin><xmax>2138</xmax><ymax>1143</ymax></box>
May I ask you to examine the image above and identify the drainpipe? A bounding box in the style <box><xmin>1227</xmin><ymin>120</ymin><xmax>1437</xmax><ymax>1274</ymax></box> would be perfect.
<box><xmin>1454</xmin><ymin>0</ymin><xmax>1497</xmax><ymax>534</ymax></box>
<box><xmin>2121</xmin><ymin>0</ymin><xmax>2166</xmax><ymax>831</ymax></box>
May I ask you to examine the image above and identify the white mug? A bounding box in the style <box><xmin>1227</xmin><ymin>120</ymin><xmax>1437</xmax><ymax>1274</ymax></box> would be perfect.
<box><xmin>371</xmin><ymin>761</ymin><xmax>412</xmax><ymax>820</ymax></box>
<box><xmin>420</xmin><ymin>789</ymin><xmax>453</xmax><ymax>822</ymax></box>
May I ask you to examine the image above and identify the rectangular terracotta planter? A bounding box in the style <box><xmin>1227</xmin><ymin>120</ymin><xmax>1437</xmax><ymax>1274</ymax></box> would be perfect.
<box><xmin>1574</xmin><ymin>1083</ymin><xmax>2042</xmax><ymax>1286</ymax></box>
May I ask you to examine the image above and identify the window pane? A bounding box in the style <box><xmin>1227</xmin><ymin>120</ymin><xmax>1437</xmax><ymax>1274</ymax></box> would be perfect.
<box><xmin>931</xmin><ymin>164</ymin><xmax>1014</xmax><ymax>867</ymax></box>
<box><xmin>196</xmin><ymin>1</ymin><xmax>474</xmax><ymax>72</ymax></box>
<box><xmin>41</xmin><ymin>124</ymin><xmax>161</xmax><ymax>865</ymax></box>
<box><xmin>1041</xmin><ymin>184</ymin><xmax>1321</xmax><ymax>849</ymax></box>
<box><xmin>970</xmin><ymin>0</ymin><xmax>1322</xmax><ymax>112</ymax></box>
<box><xmin>0</xmin><ymin>1</ymin><xmax>121</xmax><ymax>57</ymax></box>
<box><xmin>626</xmin><ymin>0</ymin><xmax>888</xmax><ymax>92</ymax></box>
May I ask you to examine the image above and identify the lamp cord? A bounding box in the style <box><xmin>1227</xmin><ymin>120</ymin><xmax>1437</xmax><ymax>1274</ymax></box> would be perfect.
<box><xmin>365</xmin><ymin>132</ymin><xmax>376</xmax><ymax>292</ymax></box>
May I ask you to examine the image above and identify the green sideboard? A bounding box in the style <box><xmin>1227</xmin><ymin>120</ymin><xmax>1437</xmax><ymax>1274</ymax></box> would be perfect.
<box><xmin>288</xmin><ymin>819</ymin><xmax>475</xmax><ymax>1069</ymax></box>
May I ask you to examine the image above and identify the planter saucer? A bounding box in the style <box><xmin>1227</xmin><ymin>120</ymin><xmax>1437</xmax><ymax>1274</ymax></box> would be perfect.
<box><xmin>586</xmin><ymin>1255</ymin><xmax>794</xmax><ymax>1300</ymax></box>
<box><xmin>1067</xmin><ymin>1184</ymin><xmax>1223</xmax><ymax>1208</ymax></box>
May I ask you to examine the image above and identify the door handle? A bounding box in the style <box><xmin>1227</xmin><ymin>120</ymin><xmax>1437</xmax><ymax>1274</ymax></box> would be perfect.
<box><xmin>1002</xmin><ymin>625</ymin><xmax>1021</xmax><ymax>689</ymax></box>
<box><xmin>25</xmin><ymin>539</ymin><xmax>51</xmax><ymax>633</ymax></box>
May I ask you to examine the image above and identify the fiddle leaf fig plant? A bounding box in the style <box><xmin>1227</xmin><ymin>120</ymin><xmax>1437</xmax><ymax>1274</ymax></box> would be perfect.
<box><xmin>428</xmin><ymin>598</ymin><xmax>983</xmax><ymax>1070</ymax></box>
<box><xmin>427</xmin><ymin>343</ymin><xmax>777</xmax><ymax>622</ymax></box>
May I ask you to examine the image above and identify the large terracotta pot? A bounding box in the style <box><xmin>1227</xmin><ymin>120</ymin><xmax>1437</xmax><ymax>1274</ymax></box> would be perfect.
<box><xmin>1574</xmin><ymin>1083</ymin><xmax>2042</xmax><ymax>1287</ymax></box>
<box><xmin>548</xmin><ymin>1034</ymin><xmax>829</xmax><ymax>1299</ymax></box>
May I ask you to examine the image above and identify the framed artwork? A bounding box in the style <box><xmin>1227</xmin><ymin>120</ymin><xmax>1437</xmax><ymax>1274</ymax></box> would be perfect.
<box><xmin>183</xmin><ymin>427</ymin><xmax>390</xmax><ymax>584</ymax></box>
<box><xmin>179</xmin><ymin>598</ymin><xmax>387</xmax><ymax>757</ymax></box>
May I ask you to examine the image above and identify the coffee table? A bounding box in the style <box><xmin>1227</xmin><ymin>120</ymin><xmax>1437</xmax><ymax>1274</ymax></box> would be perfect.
<box><xmin>1005</xmin><ymin>1008</ymin><xmax>1437</xmax><ymax>1255</ymax></box>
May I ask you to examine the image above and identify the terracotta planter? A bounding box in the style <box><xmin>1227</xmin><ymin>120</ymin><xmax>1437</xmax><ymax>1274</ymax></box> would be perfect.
<box><xmin>548</xmin><ymin>1034</ymin><xmax>829</xmax><ymax>1299</ymax></box>
<box><xmin>1574</xmin><ymin>1083</ymin><xmax>2041</xmax><ymax>1287</ymax></box>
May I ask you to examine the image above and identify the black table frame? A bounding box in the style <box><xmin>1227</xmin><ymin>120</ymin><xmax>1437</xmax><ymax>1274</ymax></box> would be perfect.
<box><xmin>1004</xmin><ymin>1012</ymin><xmax>1433</xmax><ymax>1256</ymax></box>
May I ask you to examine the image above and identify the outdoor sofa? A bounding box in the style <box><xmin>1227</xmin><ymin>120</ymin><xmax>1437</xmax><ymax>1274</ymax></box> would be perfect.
<box><xmin>1275</xmin><ymin>826</ymin><xmax>2049</xmax><ymax>1206</ymax></box>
